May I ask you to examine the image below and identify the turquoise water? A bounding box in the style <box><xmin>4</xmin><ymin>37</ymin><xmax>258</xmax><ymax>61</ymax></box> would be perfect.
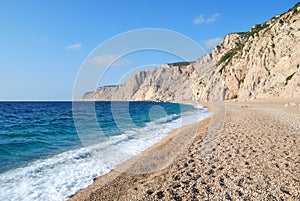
<box><xmin>0</xmin><ymin>101</ymin><xmax>209</xmax><ymax>200</ymax></box>
<box><xmin>0</xmin><ymin>102</ymin><xmax>78</xmax><ymax>173</ymax></box>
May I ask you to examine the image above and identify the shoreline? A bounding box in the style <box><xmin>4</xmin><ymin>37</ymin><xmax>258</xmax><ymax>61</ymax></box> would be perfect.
<box><xmin>70</xmin><ymin>98</ymin><xmax>300</xmax><ymax>200</ymax></box>
<box><xmin>69</xmin><ymin>102</ymin><xmax>213</xmax><ymax>200</ymax></box>
<box><xmin>69</xmin><ymin>118</ymin><xmax>212</xmax><ymax>200</ymax></box>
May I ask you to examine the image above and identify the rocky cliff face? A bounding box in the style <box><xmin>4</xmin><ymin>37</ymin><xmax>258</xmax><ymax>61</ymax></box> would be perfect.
<box><xmin>80</xmin><ymin>3</ymin><xmax>300</xmax><ymax>102</ymax></box>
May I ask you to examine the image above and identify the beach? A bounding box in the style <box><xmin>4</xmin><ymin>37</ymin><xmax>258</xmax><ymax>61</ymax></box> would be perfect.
<box><xmin>70</xmin><ymin>99</ymin><xmax>300</xmax><ymax>200</ymax></box>
<box><xmin>1</xmin><ymin>1</ymin><xmax>299</xmax><ymax>201</ymax></box>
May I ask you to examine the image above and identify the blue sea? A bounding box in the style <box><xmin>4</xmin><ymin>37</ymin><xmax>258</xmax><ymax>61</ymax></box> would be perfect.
<box><xmin>0</xmin><ymin>101</ymin><xmax>209</xmax><ymax>201</ymax></box>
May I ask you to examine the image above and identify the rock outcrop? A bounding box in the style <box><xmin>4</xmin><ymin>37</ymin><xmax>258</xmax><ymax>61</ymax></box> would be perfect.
<box><xmin>80</xmin><ymin>3</ymin><xmax>300</xmax><ymax>102</ymax></box>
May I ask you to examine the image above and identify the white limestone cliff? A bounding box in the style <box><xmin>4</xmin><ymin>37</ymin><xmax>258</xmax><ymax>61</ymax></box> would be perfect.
<box><xmin>80</xmin><ymin>3</ymin><xmax>300</xmax><ymax>102</ymax></box>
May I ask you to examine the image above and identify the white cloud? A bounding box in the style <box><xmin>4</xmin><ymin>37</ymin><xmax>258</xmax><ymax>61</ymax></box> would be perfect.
<box><xmin>65</xmin><ymin>43</ymin><xmax>82</xmax><ymax>51</ymax></box>
<box><xmin>193</xmin><ymin>13</ymin><xmax>220</xmax><ymax>24</ymax></box>
<box><xmin>206</xmin><ymin>13</ymin><xmax>220</xmax><ymax>23</ymax></box>
<box><xmin>203</xmin><ymin>37</ymin><xmax>221</xmax><ymax>48</ymax></box>
<box><xmin>193</xmin><ymin>15</ymin><xmax>205</xmax><ymax>24</ymax></box>
<box><xmin>88</xmin><ymin>54</ymin><xmax>132</xmax><ymax>67</ymax></box>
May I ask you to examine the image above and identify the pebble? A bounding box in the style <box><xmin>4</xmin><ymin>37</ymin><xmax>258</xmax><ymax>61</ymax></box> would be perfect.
<box><xmin>156</xmin><ymin>191</ymin><xmax>164</xmax><ymax>199</ymax></box>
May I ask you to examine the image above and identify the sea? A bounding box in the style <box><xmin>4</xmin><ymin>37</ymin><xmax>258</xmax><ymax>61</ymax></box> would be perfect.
<box><xmin>0</xmin><ymin>101</ymin><xmax>210</xmax><ymax>201</ymax></box>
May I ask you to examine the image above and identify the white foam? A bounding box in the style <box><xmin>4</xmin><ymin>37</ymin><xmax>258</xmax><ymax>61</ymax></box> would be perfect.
<box><xmin>0</xmin><ymin>104</ymin><xmax>210</xmax><ymax>201</ymax></box>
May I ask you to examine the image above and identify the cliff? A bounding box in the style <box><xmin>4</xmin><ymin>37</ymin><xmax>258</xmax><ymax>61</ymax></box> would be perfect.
<box><xmin>80</xmin><ymin>3</ymin><xmax>300</xmax><ymax>102</ymax></box>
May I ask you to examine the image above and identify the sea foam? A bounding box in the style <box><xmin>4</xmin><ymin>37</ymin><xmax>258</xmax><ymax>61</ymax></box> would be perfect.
<box><xmin>0</xmin><ymin>104</ymin><xmax>209</xmax><ymax>201</ymax></box>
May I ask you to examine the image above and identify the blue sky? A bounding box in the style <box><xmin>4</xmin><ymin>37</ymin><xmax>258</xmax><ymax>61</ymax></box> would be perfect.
<box><xmin>0</xmin><ymin>0</ymin><xmax>299</xmax><ymax>100</ymax></box>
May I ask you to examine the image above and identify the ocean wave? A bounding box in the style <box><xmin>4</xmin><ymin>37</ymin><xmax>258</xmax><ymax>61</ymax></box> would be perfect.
<box><xmin>0</xmin><ymin>103</ymin><xmax>210</xmax><ymax>201</ymax></box>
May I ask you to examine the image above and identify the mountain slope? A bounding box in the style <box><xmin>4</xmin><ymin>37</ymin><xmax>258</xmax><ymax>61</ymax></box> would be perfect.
<box><xmin>80</xmin><ymin>3</ymin><xmax>300</xmax><ymax>102</ymax></box>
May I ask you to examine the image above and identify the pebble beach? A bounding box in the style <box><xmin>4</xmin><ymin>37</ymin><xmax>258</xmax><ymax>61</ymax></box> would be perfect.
<box><xmin>70</xmin><ymin>99</ymin><xmax>300</xmax><ymax>200</ymax></box>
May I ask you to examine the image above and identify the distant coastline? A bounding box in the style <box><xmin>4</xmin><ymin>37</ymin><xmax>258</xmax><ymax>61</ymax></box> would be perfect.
<box><xmin>71</xmin><ymin>3</ymin><xmax>300</xmax><ymax>200</ymax></box>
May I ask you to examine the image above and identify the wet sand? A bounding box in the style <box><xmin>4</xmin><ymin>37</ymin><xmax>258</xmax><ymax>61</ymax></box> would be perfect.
<box><xmin>70</xmin><ymin>99</ymin><xmax>300</xmax><ymax>200</ymax></box>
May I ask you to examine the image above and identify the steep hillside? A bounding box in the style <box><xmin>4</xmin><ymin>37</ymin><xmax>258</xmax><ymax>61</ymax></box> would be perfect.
<box><xmin>80</xmin><ymin>3</ymin><xmax>300</xmax><ymax>102</ymax></box>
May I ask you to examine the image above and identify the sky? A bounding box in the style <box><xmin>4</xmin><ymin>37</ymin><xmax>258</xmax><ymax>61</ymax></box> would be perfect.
<box><xmin>0</xmin><ymin>0</ymin><xmax>299</xmax><ymax>100</ymax></box>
